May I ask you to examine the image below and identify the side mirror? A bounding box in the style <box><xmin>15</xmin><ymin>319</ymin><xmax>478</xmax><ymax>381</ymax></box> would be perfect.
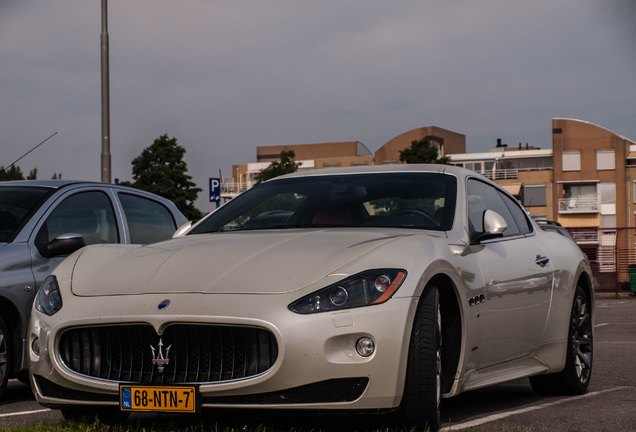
<box><xmin>44</xmin><ymin>233</ymin><xmax>87</xmax><ymax>258</ymax></box>
<box><xmin>471</xmin><ymin>210</ymin><xmax>507</xmax><ymax>244</ymax></box>
<box><xmin>172</xmin><ymin>221</ymin><xmax>193</xmax><ymax>238</ymax></box>
<box><xmin>483</xmin><ymin>209</ymin><xmax>507</xmax><ymax>235</ymax></box>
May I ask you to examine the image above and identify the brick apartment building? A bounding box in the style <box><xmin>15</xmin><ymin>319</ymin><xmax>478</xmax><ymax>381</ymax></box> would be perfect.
<box><xmin>227</xmin><ymin>118</ymin><xmax>636</xmax><ymax>231</ymax></box>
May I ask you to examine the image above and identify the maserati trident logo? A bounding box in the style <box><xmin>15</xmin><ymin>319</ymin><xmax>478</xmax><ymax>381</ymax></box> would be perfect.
<box><xmin>150</xmin><ymin>338</ymin><xmax>172</xmax><ymax>373</ymax></box>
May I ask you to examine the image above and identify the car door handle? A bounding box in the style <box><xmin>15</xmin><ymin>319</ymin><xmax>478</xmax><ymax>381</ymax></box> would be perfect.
<box><xmin>535</xmin><ymin>255</ymin><xmax>550</xmax><ymax>267</ymax></box>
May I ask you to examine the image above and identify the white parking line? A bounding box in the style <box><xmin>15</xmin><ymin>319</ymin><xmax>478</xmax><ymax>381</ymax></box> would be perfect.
<box><xmin>0</xmin><ymin>408</ymin><xmax>51</xmax><ymax>418</ymax></box>
<box><xmin>597</xmin><ymin>302</ymin><xmax>625</xmax><ymax>307</ymax></box>
<box><xmin>442</xmin><ymin>386</ymin><xmax>629</xmax><ymax>431</ymax></box>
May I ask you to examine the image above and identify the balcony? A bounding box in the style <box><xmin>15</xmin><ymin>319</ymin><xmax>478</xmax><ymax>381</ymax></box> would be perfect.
<box><xmin>483</xmin><ymin>169</ymin><xmax>518</xmax><ymax>180</ymax></box>
<box><xmin>482</xmin><ymin>167</ymin><xmax>552</xmax><ymax>180</ymax></box>
<box><xmin>558</xmin><ymin>198</ymin><xmax>599</xmax><ymax>213</ymax></box>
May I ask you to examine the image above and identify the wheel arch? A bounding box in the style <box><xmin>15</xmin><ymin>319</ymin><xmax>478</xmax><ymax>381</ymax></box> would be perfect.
<box><xmin>0</xmin><ymin>295</ymin><xmax>22</xmax><ymax>377</ymax></box>
<box><xmin>575</xmin><ymin>268</ymin><xmax>595</xmax><ymax>324</ymax></box>
<box><xmin>426</xmin><ymin>273</ymin><xmax>462</xmax><ymax>395</ymax></box>
<box><xmin>576</xmin><ymin>270</ymin><xmax>594</xmax><ymax>303</ymax></box>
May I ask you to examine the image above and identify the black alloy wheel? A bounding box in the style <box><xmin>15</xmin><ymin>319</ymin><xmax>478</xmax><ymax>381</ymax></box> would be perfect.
<box><xmin>0</xmin><ymin>315</ymin><xmax>10</xmax><ymax>399</ymax></box>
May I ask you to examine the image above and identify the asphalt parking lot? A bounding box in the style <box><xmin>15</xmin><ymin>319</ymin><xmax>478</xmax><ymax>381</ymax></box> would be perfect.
<box><xmin>1</xmin><ymin>297</ymin><xmax>635</xmax><ymax>431</ymax></box>
<box><xmin>440</xmin><ymin>297</ymin><xmax>636</xmax><ymax>431</ymax></box>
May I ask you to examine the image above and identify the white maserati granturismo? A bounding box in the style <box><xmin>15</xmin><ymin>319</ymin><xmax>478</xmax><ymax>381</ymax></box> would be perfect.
<box><xmin>28</xmin><ymin>164</ymin><xmax>594</xmax><ymax>431</ymax></box>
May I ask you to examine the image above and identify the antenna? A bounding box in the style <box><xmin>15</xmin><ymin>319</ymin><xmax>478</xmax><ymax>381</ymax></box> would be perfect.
<box><xmin>1</xmin><ymin>132</ymin><xmax>58</xmax><ymax>173</ymax></box>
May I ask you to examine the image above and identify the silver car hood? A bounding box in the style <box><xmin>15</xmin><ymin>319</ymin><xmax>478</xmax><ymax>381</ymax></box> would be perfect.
<box><xmin>70</xmin><ymin>229</ymin><xmax>411</xmax><ymax>296</ymax></box>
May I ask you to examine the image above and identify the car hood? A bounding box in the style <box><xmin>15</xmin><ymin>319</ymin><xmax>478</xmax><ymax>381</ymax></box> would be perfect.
<box><xmin>70</xmin><ymin>229</ymin><xmax>416</xmax><ymax>296</ymax></box>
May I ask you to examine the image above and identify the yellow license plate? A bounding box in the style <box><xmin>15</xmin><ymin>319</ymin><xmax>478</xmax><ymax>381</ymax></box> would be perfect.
<box><xmin>120</xmin><ymin>385</ymin><xmax>197</xmax><ymax>413</ymax></box>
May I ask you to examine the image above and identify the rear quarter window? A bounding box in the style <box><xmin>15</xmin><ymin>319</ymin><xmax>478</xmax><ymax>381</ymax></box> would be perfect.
<box><xmin>119</xmin><ymin>193</ymin><xmax>177</xmax><ymax>244</ymax></box>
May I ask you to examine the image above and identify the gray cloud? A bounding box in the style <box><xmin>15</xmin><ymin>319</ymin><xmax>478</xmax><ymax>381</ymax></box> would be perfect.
<box><xmin>1</xmin><ymin>0</ymin><xmax>635</xmax><ymax>211</ymax></box>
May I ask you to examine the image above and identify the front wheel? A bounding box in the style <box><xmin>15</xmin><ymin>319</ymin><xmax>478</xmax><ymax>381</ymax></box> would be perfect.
<box><xmin>0</xmin><ymin>315</ymin><xmax>10</xmax><ymax>400</ymax></box>
<box><xmin>397</xmin><ymin>284</ymin><xmax>442</xmax><ymax>431</ymax></box>
<box><xmin>530</xmin><ymin>285</ymin><xmax>593</xmax><ymax>395</ymax></box>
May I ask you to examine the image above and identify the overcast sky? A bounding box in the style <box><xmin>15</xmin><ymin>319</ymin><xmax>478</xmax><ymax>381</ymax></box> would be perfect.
<box><xmin>1</xmin><ymin>0</ymin><xmax>635</xmax><ymax>211</ymax></box>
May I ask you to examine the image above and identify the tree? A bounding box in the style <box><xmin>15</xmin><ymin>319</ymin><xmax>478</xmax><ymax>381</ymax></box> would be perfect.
<box><xmin>254</xmin><ymin>150</ymin><xmax>301</xmax><ymax>184</ymax></box>
<box><xmin>399</xmin><ymin>138</ymin><xmax>451</xmax><ymax>165</ymax></box>
<box><xmin>0</xmin><ymin>165</ymin><xmax>25</xmax><ymax>181</ymax></box>
<box><xmin>0</xmin><ymin>166</ymin><xmax>44</xmax><ymax>181</ymax></box>
<box><xmin>125</xmin><ymin>134</ymin><xmax>203</xmax><ymax>221</ymax></box>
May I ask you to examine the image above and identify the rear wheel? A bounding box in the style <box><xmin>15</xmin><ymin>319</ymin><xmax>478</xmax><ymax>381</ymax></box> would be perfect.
<box><xmin>397</xmin><ymin>284</ymin><xmax>442</xmax><ymax>431</ymax></box>
<box><xmin>530</xmin><ymin>285</ymin><xmax>593</xmax><ymax>395</ymax></box>
<box><xmin>0</xmin><ymin>315</ymin><xmax>10</xmax><ymax>400</ymax></box>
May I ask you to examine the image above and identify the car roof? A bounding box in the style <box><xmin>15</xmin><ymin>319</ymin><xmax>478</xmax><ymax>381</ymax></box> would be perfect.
<box><xmin>0</xmin><ymin>179</ymin><xmax>100</xmax><ymax>189</ymax></box>
<box><xmin>0</xmin><ymin>179</ymin><xmax>139</xmax><ymax>191</ymax></box>
<box><xmin>272</xmin><ymin>163</ymin><xmax>463</xmax><ymax>180</ymax></box>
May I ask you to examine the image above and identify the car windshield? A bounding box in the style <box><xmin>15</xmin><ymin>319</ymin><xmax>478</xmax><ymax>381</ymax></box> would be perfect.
<box><xmin>0</xmin><ymin>186</ymin><xmax>54</xmax><ymax>242</ymax></box>
<box><xmin>189</xmin><ymin>172</ymin><xmax>457</xmax><ymax>234</ymax></box>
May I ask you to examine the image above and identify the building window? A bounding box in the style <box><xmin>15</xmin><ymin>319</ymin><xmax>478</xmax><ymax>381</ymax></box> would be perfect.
<box><xmin>601</xmin><ymin>215</ymin><xmax>616</xmax><ymax>228</ymax></box>
<box><xmin>522</xmin><ymin>184</ymin><xmax>547</xmax><ymax>207</ymax></box>
<box><xmin>599</xmin><ymin>182</ymin><xmax>616</xmax><ymax>220</ymax></box>
<box><xmin>560</xmin><ymin>183</ymin><xmax>598</xmax><ymax>212</ymax></box>
<box><xmin>597</xmin><ymin>150</ymin><xmax>615</xmax><ymax>170</ymax></box>
<box><xmin>465</xmin><ymin>162</ymin><xmax>483</xmax><ymax>173</ymax></box>
<box><xmin>600</xmin><ymin>182</ymin><xmax>616</xmax><ymax>205</ymax></box>
<box><xmin>562</xmin><ymin>151</ymin><xmax>581</xmax><ymax>171</ymax></box>
<box><xmin>324</xmin><ymin>163</ymin><xmax>341</xmax><ymax>168</ymax></box>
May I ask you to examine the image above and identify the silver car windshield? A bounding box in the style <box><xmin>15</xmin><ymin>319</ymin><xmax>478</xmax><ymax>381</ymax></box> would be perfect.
<box><xmin>189</xmin><ymin>172</ymin><xmax>457</xmax><ymax>234</ymax></box>
<box><xmin>0</xmin><ymin>186</ymin><xmax>53</xmax><ymax>242</ymax></box>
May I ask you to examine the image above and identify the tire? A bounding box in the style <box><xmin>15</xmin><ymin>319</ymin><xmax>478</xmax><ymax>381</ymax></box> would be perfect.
<box><xmin>0</xmin><ymin>315</ymin><xmax>10</xmax><ymax>400</ymax></box>
<box><xmin>15</xmin><ymin>371</ymin><xmax>30</xmax><ymax>385</ymax></box>
<box><xmin>530</xmin><ymin>285</ymin><xmax>593</xmax><ymax>395</ymax></box>
<box><xmin>397</xmin><ymin>284</ymin><xmax>442</xmax><ymax>431</ymax></box>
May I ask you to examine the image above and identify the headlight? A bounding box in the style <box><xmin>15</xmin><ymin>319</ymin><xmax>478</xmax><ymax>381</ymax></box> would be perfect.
<box><xmin>289</xmin><ymin>269</ymin><xmax>407</xmax><ymax>314</ymax></box>
<box><xmin>34</xmin><ymin>275</ymin><xmax>63</xmax><ymax>316</ymax></box>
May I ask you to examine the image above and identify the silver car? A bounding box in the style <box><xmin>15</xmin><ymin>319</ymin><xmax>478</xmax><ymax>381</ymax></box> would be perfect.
<box><xmin>28</xmin><ymin>166</ymin><xmax>593</xmax><ymax>431</ymax></box>
<box><xmin>0</xmin><ymin>180</ymin><xmax>187</xmax><ymax>398</ymax></box>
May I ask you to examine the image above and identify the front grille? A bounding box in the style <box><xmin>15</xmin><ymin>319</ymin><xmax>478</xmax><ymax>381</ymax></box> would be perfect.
<box><xmin>58</xmin><ymin>324</ymin><xmax>278</xmax><ymax>384</ymax></box>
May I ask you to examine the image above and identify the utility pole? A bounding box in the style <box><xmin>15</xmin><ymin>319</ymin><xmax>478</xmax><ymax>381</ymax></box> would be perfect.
<box><xmin>100</xmin><ymin>0</ymin><xmax>111</xmax><ymax>183</ymax></box>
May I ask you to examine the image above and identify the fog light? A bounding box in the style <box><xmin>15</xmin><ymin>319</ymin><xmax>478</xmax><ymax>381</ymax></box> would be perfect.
<box><xmin>356</xmin><ymin>337</ymin><xmax>375</xmax><ymax>357</ymax></box>
<box><xmin>32</xmin><ymin>338</ymin><xmax>40</xmax><ymax>356</ymax></box>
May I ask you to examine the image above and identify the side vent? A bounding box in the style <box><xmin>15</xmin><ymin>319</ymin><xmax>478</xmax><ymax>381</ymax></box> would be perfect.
<box><xmin>468</xmin><ymin>294</ymin><xmax>486</xmax><ymax>307</ymax></box>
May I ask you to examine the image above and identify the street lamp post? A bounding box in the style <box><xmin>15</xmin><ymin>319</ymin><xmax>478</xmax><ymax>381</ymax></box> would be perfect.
<box><xmin>100</xmin><ymin>0</ymin><xmax>111</xmax><ymax>183</ymax></box>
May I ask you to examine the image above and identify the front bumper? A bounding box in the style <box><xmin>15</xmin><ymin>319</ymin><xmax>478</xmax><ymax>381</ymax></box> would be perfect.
<box><xmin>29</xmin><ymin>292</ymin><xmax>418</xmax><ymax>412</ymax></box>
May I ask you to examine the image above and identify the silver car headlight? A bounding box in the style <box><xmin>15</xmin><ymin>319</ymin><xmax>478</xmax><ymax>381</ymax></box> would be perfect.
<box><xmin>34</xmin><ymin>275</ymin><xmax>63</xmax><ymax>316</ymax></box>
<box><xmin>289</xmin><ymin>269</ymin><xmax>407</xmax><ymax>314</ymax></box>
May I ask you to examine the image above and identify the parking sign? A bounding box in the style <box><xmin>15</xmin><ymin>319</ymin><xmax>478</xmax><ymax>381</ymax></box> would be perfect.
<box><xmin>209</xmin><ymin>177</ymin><xmax>221</xmax><ymax>202</ymax></box>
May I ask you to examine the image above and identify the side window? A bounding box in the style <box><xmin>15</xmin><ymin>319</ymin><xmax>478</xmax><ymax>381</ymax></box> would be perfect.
<box><xmin>119</xmin><ymin>193</ymin><xmax>177</xmax><ymax>244</ymax></box>
<box><xmin>36</xmin><ymin>191</ymin><xmax>119</xmax><ymax>248</ymax></box>
<box><xmin>500</xmin><ymin>191</ymin><xmax>533</xmax><ymax>235</ymax></box>
<box><xmin>467</xmin><ymin>179</ymin><xmax>521</xmax><ymax>238</ymax></box>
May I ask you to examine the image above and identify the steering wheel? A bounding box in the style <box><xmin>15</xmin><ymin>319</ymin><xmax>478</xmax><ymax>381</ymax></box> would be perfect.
<box><xmin>392</xmin><ymin>209</ymin><xmax>438</xmax><ymax>227</ymax></box>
